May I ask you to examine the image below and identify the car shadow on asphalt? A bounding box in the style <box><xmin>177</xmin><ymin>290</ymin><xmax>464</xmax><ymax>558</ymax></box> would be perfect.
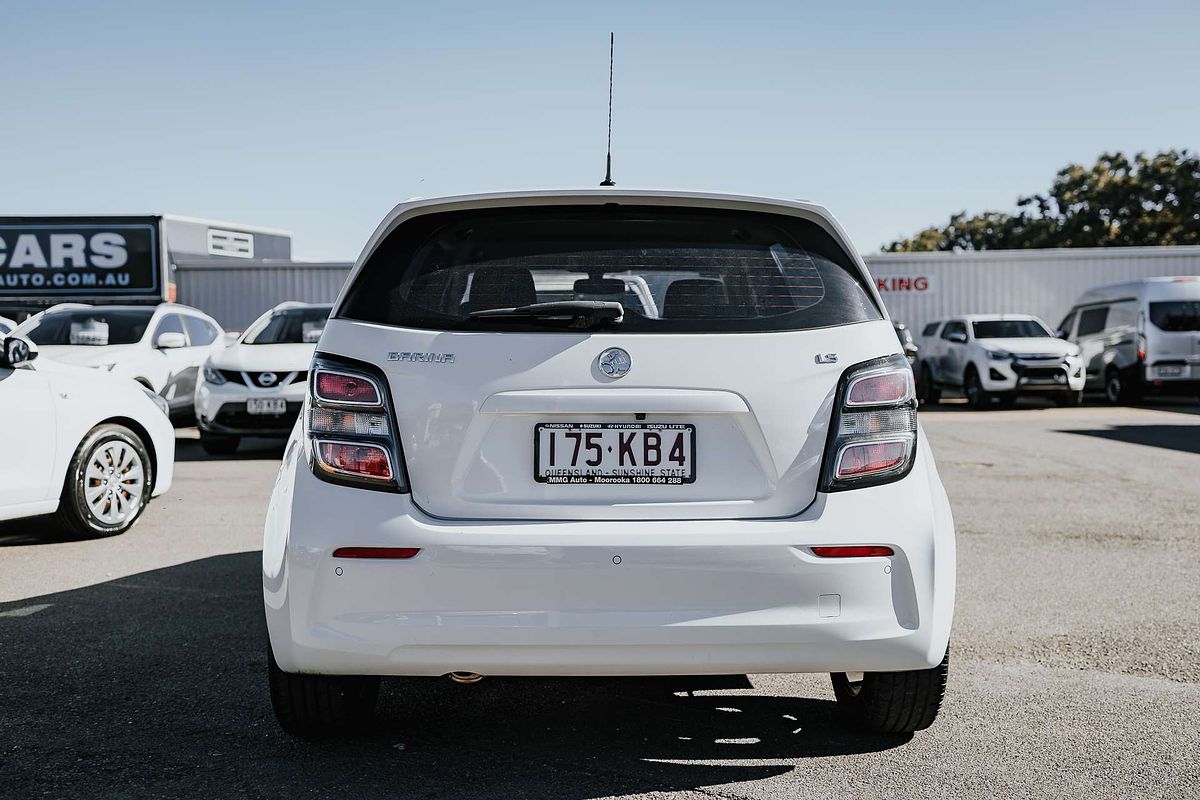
<box><xmin>1055</xmin><ymin>424</ymin><xmax>1200</xmax><ymax>455</ymax></box>
<box><xmin>0</xmin><ymin>552</ymin><xmax>908</xmax><ymax>798</ymax></box>
<box><xmin>174</xmin><ymin>436</ymin><xmax>287</xmax><ymax>462</ymax></box>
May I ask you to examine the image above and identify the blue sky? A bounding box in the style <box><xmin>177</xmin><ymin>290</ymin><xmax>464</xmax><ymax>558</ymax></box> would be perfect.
<box><xmin>2</xmin><ymin>0</ymin><xmax>1197</xmax><ymax>259</ymax></box>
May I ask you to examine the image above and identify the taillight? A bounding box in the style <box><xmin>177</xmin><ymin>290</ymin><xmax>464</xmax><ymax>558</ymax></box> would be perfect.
<box><xmin>1136</xmin><ymin>311</ymin><xmax>1147</xmax><ymax>362</ymax></box>
<box><xmin>820</xmin><ymin>353</ymin><xmax>918</xmax><ymax>492</ymax></box>
<box><xmin>306</xmin><ymin>354</ymin><xmax>408</xmax><ymax>492</ymax></box>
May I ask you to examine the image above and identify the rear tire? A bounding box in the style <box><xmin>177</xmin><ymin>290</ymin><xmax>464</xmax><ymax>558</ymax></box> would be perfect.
<box><xmin>200</xmin><ymin>432</ymin><xmax>240</xmax><ymax>455</ymax></box>
<box><xmin>964</xmin><ymin>367</ymin><xmax>990</xmax><ymax>409</ymax></box>
<box><xmin>268</xmin><ymin>644</ymin><xmax>380</xmax><ymax>737</ymax></box>
<box><xmin>1104</xmin><ymin>366</ymin><xmax>1140</xmax><ymax>405</ymax></box>
<box><xmin>918</xmin><ymin>365</ymin><xmax>940</xmax><ymax>405</ymax></box>
<box><xmin>831</xmin><ymin>648</ymin><xmax>949</xmax><ymax>734</ymax></box>
<box><xmin>55</xmin><ymin>424</ymin><xmax>153</xmax><ymax>538</ymax></box>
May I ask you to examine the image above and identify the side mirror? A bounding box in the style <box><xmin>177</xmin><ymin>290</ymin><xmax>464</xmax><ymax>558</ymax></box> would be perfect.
<box><xmin>1056</xmin><ymin>329</ymin><xmax>1069</xmax><ymax>340</ymax></box>
<box><xmin>156</xmin><ymin>331</ymin><xmax>187</xmax><ymax>349</ymax></box>
<box><xmin>948</xmin><ymin>331</ymin><xmax>967</xmax><ymax>344</ymax></box>
<box><xmin>1</xmin><ymin>336</ymin><xmax>37</xmax><ymax>368</ymax></box>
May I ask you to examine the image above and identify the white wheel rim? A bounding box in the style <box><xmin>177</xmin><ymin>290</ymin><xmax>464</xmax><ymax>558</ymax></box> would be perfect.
<box><xmin>83</xmin><ymin>441</ymin><xmax>145</xmax><ymax>526</ymax></box>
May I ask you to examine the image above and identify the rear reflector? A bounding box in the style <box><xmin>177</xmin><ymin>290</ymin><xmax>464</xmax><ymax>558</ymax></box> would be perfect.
<box><xmin>314</xmin><ymin>370</ymin><xmax>381</xmax><ymax>406</ymax></box>
<box><xmin>811</xmin><ymin>546</ymin><xmax>894</xmax><ymax>558</ymax></box>
<box><xmin>316</xmin><ymin>441</ymin><xmax>393</xmax><ymax>480</ymax></box>
<box><xmin>332</xmin><ymin>547</ymin><xmax>421</xmax><ymax>559</ymax></box>
<box><xmin>835</xmin><ymin>440</ymin><xmax>909</xmax><ymax>478</ymax></box>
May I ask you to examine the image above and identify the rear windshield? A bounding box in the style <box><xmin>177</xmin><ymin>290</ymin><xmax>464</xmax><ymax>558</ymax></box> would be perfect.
<box><xmin>338</xmin><ymin>206</ymin><xmax>881</xmax><ymax>333</ymax></box>
<box><xmin>242</xmin><ymin>306</ymin><xmax>332</xmax><ymax>345</ymax></box>
<box><xmin>22</xmin><ymin>308</ymin><xmax>154</xmax><ymax>346</ymax></box>
<box><xmin>972</xmin><ymin>319</ymin><xmax>1051</xmax><ymax>339</ymax></box>
<box><xmin>1149</xmin><ymin>301</ymin><xmax>1200</xmax><ymax>332</ymax></box>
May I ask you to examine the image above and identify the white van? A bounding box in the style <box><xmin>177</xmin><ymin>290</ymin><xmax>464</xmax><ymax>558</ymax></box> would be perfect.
<box><xmin>1058</xmin><ymin>277</ymin><xmax>1200</xmax><ymax>403</ymax></box>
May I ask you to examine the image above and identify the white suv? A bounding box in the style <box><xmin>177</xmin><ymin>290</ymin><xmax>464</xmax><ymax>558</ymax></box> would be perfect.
<box><xmin>263</xmin><ymin>190</ymin><xmax>956</xmax><ymax>737</ymax></box>
<box><xmin>14</xmin><ymin>303</ymin><xmax>225</xmax><ymax>416</ymax></box>
<box><xmin>195</xmin><ymin>302</ymin><xmax>331</xmax><ymax>454</ymax></box>
<box><xmin>917</xmin><ymin>314</ymin><xmax>1085</xmax><ymax>408</ymax></box>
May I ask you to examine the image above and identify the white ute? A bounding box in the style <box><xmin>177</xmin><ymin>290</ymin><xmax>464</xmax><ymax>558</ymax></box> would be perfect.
<box><xmin>917</xmin><ymin>314</ymin><xmax>1085</xmax><ymax>409</ymax></box>
<box><xmin>195</xmin><ymin>302</ymin><xmax>331</xmax><ymax>454</ymax></box>
<box><xmin>0</xmin><ymin>334</ymin><xmax>175</xmax><ymax>536</ymax></box>
<box><xmin>263</xmin><ymin>190</ymin><xmax>956</xmax><ymax>737</ymax></box>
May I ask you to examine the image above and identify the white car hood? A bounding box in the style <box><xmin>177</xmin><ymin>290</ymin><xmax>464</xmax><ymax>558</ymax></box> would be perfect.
<box><xmin>35</xmin><ymin>344</ymin><xmax>141</xmax><ymax>367</ymax></box>
<box><xmin>208</xmin><ymin>342</ymin><xmax>316</xmax><ymax>372</ymax></box>
<box><xmin>978</xmin><ymin>337</ymin><xmax>1078</xmax><ymax>357</ymax></box>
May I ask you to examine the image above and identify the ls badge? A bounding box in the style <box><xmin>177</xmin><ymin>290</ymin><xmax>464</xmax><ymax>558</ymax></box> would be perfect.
<box><xmin>815</xmin><ymin>353</ymin><xmax>839</xmax><ymax>364</ymax></box>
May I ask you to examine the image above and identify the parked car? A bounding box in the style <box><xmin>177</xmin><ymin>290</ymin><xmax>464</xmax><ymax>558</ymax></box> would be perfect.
<box><xmin>0</xmin><ymin>315</ymin><xmax>16</xmax><ymax>335</ymax></box>
<box><xmin>1058</xmin><ymin>276</ymin><xmax>1200</xmax><ymax>404</ymax></box>
<box><xmin>13</xmin><ymin>303</ymin><xmax>225</xmax><ymax>418</ymax></box>
<box><xmin>916</xmin><ymin>314</ymin><xmax>1084</xmax><ymax>408</ymax></box>
<box><xmin>893</xmin><ymin>321</ymin><xmax>918</xmax><ymax>367</ymax></box>
<box><xmin>195</xmin><ymin>302</ymin><xmax>332</xmax><ymax>454</ymax></box>
<box><xmin>0</xmin><ymin>334</ymin><xmax>175</xmax><ymax>537</ymax></box>
<box><xmin>262</xmin><ymin>189</ymin><xmax>956</xmax><ymax>737</ymax></box>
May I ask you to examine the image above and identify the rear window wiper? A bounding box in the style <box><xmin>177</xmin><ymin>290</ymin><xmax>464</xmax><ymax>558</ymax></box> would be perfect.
<box><xmin>469</xmin><ymin>301</ymin><xmax>624</xmax><ymax>329</ymax></box>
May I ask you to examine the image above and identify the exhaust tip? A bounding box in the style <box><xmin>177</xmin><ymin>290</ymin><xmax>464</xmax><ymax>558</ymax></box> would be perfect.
<box><xmin>448</xmin><ymin>671</ymin><xmax>484</xmax><ymax>684</ymax></box>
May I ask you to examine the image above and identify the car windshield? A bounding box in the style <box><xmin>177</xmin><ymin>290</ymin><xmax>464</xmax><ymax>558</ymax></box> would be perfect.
<box><xmin>339</xmin><ymin>206</ymin><xmax>882</xmax><ymax>334</ymax></box>
<box><xmin>1149</xmin><ymin>301</ymin><xmax>1200</xmax><ymax>331</ymax></box>
<box><xmin>972</xmin><ymin>319</ymin><xmax>1051</xmax><ymax>339</ymax></box>
<box><xmin>242</xmin><ymin>306</ymin><xmax>332</xmax><ymax>345</ymax></box>
<box><xmin>22</xmin><ymin>308</ymin><xmax>154</xmax><ymax>346</ymax></box>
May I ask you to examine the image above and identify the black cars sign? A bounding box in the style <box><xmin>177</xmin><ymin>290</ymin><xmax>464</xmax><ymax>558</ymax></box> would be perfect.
<box><xmin>0</xmin><ymin>217</ymin><xmax>161</xmax><ymax>298</ymax></box>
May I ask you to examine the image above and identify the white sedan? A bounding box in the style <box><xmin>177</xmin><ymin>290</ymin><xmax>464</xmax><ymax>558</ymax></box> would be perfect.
<box><xmin>14</xmin><ymin>303</ymin><xmax>225</xmax><ymax>417</ymax></box>
<box><xmin>0</xmin><ymin>335</ymin><xmax>175</xmax><ymax>537</ymax></box>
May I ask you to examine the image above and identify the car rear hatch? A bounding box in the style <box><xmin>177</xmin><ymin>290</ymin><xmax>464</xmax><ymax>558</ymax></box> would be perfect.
<box><xmin>319</xmin><ymin>193</ymin><xmax>893</xmax><ymax>521</ymax></box>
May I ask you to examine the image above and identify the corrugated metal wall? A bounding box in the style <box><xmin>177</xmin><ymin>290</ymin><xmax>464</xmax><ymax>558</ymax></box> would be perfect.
<box><xmin>173</xmin><ymin>259</ymin><xmax>353</xmax><ymax>329</ymax></box>
<box><xmin>863</xmin><ymin>246</ymin><xmax>1200</xmax><ymax>332</ymax></box>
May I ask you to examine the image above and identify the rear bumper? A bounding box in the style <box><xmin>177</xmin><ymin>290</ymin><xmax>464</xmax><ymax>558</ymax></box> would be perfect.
<box><xmin>263</xmin><ymin>434</ymin><xmax>956</xmax><ymax>677</ymax></box>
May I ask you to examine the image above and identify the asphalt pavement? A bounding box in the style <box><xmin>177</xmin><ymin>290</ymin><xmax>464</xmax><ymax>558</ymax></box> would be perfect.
<box><xmin>1</xmin><ymin>401</ymin><xmax>1198</xmax><ymax>799</ymax></box>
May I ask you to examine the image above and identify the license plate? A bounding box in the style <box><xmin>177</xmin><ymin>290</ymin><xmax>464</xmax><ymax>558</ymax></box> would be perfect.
<box><xmin>246</xmin><ymin>398</ymin><xmax>287</xmax><ymax>415</ymax></box>
<box><xmin>1157</xmin><ymin>365</ymin><xmax>1185</xmax><ymax>377</ymax></box>
<box><xmin>535</xmin><ymin>423</ymin><xmax>696</xmax><ymax>485</ymax></box>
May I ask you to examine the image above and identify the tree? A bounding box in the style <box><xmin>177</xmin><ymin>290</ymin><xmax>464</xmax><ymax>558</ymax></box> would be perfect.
<box><xmin>885</xmin><ymin>149</ymin><xmax>1200</xmax><ymax>251</ymax></box>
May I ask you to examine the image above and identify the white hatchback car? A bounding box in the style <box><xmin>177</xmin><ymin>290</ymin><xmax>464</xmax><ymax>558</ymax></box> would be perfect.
<box><xmin>14</xmin><ymin>303</ymin><xmax>225</xmax><ymax>417</ymax></box>
<box><xmin>195</xmin><ymin>302</ymin><xmax>331</xmax><ymax>454</ymax></box>
<box><xmin>263</xmin><ymin>190</ymin><xmax>956</xmax><ymax>737</ymax></box>
<box><xmin>0</xmin><ymin>335</ymin><xmax>175</xmax><ymax>536</ymax></box>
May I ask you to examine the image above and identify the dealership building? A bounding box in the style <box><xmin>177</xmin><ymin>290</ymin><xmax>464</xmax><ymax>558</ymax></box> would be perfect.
<box><xmin>4</xmin><ymin>214</ymin><xmax>1200</xmax><ymax>331</ymax></box>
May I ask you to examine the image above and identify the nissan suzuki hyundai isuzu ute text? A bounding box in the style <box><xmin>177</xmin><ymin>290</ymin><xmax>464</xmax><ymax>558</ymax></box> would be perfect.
<box><xmin>263</xmin><ymin>190</ymin><xmax>956</xmax><ymax>737</ymax></box>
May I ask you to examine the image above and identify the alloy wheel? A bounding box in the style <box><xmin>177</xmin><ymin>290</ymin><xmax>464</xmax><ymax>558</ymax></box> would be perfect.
<box><xmin>83</xmin><ymin>441</ymin><xmax>146</xmax><ymax>526</ymax></box>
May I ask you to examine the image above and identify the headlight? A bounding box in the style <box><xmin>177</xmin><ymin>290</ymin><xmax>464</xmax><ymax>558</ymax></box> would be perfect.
<box><xmin>202</xmin><ymin>364</ymin><xmax>226</xmax><ymax>385</ymax></box>
<box><xmin>984</xmin><ymin>349</ymin><xmax>1012</xmax><ymax>361</ymax></box>
<box><xmin>141</xmin><ymin>386</ymin><xmax>170</xmax><ymax>416</ymax></box>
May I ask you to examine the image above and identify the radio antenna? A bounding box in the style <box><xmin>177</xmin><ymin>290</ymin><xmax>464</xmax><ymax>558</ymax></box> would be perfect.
<box><xmin>599</xmin><ymin>32</ymin><xmax>616</xmax><ymax>187</ymax></box>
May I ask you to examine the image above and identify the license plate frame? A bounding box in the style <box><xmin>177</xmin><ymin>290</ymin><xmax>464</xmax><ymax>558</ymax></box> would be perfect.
<box><xmin>534</xmin><ymin>422</ymin><xmax>697</xmax><ymax>485</ymax></box>
<box><xmin>1157</xmin><ymin>364</ymin><xmax>1185</xmax><ymax>378</ymax></box>
<box><xmin>246</xmin><ymin>398</ymin><xmax>288</xmax><ymax>415</ymax></box>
